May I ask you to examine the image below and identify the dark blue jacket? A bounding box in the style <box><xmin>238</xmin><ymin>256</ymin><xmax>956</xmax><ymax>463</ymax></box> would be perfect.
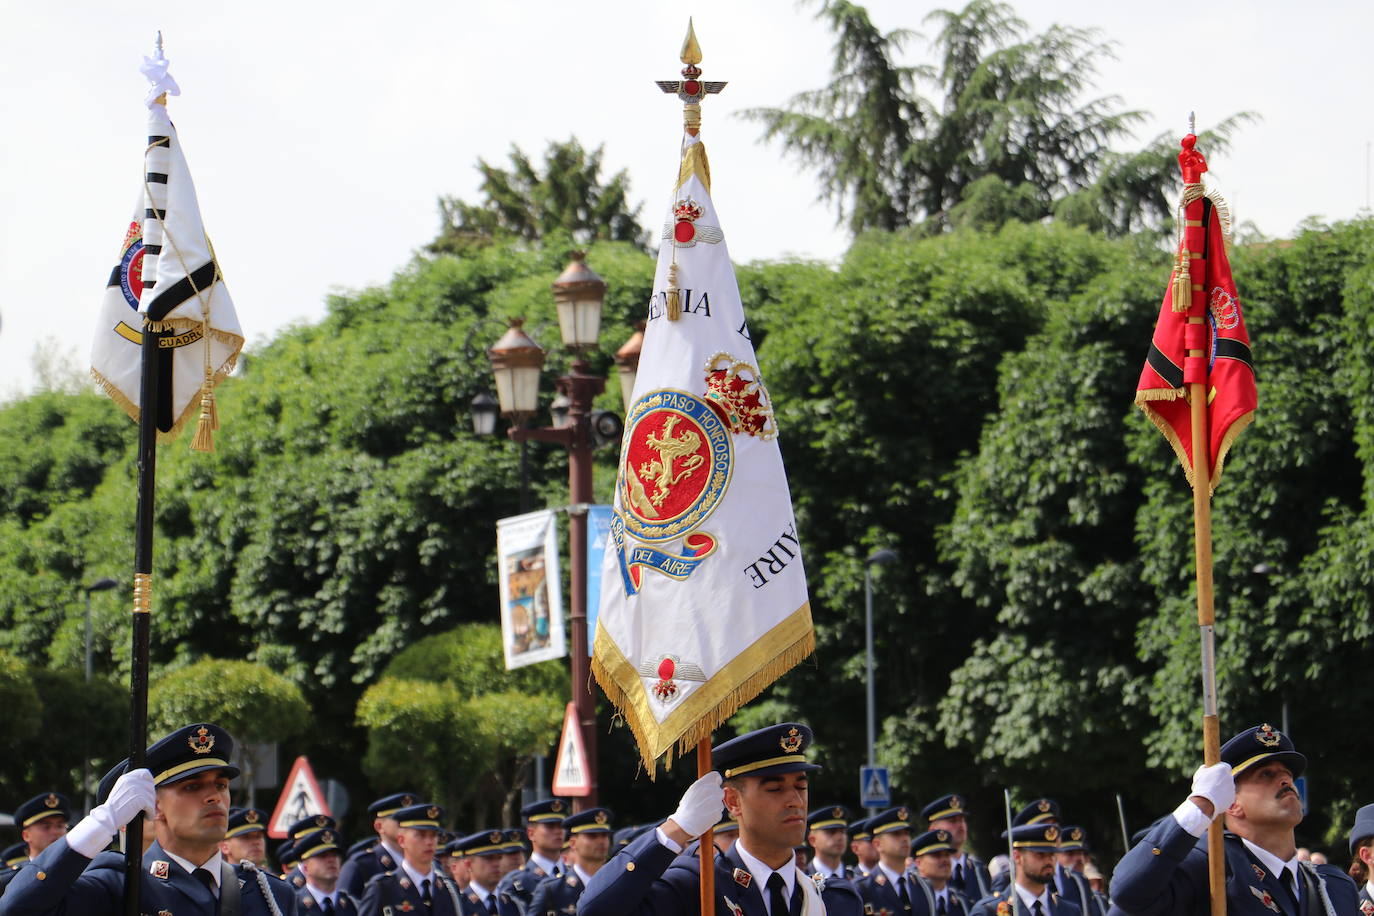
<box><xmin>0</xmin><ymin>838</ymin><xmax>298</xmax><ymax>916</ymax></box>
<box><xmin>579</xmin><ymin>830</ymin><xmax>863</xmax><ymax>916</ymax></box>
<box><xmin>968</xmin><ymin>887</ymin><xmax>1081</xmax><ymax>916</ymax></box>
<box><xmin>1109</xmin><ymin>817</ymin><xmax>1358</xmax><ymax>916</ymax></box>
<box><xmin>499</xmin><ymin>858</ymin><xmax>562</xmax><ymax>916</ymax></box>
<box><xmin>856</xmin><ymin>866</ymin><xmax>934</xmax><ymax>916</ymax></box>
<box><xmin>338</xmin><ymin>843</ymin><xmax>399</xmax><ymax>901</ymax></box>
<box><xmin>358</xmin><ymin>867</ymin><xmax>463</xmax><ymax>916</ymax></box>
<box><xmin>1053</xmin><ymin>866</ymin><xmax>1106</xmax><ymax>916</ymax></box>
<box><xmin>296</xmin><ymin>885</ymin><xmax>359</xmax><ymax>914</ymax></box>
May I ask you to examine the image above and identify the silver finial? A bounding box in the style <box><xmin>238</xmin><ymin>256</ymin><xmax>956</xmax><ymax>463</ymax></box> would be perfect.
<box><xmin>1189</xmin><ymin>111</ymin><xmax>1196</xmax><ymax>135</ymax></box>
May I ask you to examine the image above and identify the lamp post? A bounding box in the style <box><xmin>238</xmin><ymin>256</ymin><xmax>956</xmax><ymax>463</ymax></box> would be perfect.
<box><xmin>487</xmin><ymin>252</ymin><xmax>638</xmax><ymax>811</ymax></box>
<box><xmin>863</xmin><ymin>548</ymin><xmax>898</xmax><ymax>810</ymax></box>
<box><xmin>83</xmin><ymin>577</ymin><xmax>118</xmax><ymax>813</ymax></box>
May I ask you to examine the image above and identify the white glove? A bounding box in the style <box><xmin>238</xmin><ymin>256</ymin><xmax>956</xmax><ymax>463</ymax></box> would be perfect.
<box><xmin>67</xmin><ymin>768</ymin><xmax>156</xmax><ymax>858</ymax></box>
<box><xmin>669</xmin><ymin>771</ymin><xmax>725</xmax><ymax>838</ymax></box>
<box><xmin>1189</xmin><ymin>762</ymin><xmax>1235</xmax><ymax>817</ymax></box>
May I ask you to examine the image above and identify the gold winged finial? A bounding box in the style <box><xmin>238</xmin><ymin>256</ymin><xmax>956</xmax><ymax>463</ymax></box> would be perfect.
<box><xmin>656</xmin><ymin>19</ymin><xmax>727</xmax><ymax>136</ymax></box>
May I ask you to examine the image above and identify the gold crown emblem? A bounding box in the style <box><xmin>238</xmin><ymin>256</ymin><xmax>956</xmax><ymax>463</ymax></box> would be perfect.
<box><xmin>551</xmin><ymin>801</ymin><xmax>564</xmax><ymax>813</ymax></box>
<box><xmin>704</xmin><ymin>354</ymin><xmax>777</xmax><ymax>440</ymax></box>
<box><xmin>189</xmin><ymin>725</ymin><xmax>215</xmax><ymax>755</ymax></box>
<box><xmin>1037</xmin><ymin>800</ymin><xmax>1051</xmax><ymax>813</ymax></box>
<box><xmin>673</xmin><ymin>198</ymin><xmax>704</xmax><ymax>223</ymax></box>
<box><xmin>1070</xmin><ymin>828</ymin><xmax>1083</xmax><ymax>841</ymax></box>
<box><xmin>490</xmin><ymin>831</ymin><xmax>503</xmax><ymax>843</ymax></box>
<box><xmin>44</xmin><ymin>794</ymin><xmax>59</xmax><ymax>809</ymax></box>
<box><xmin>1044</xmin><ymin>826</ymin><xmax>1060</xmax><ymax>842</ymax></box>
<box><xmin>426</xmin><ymin>807</ymin><xmax>439</xmax><ymax>819</ymax></box>
<box><xmin>1256</xmin><ymin>724</ymin><xmax>1282</xmax><ymax>747</ymax></box>
<box><xmin>937</xmin><ymin>831</ymin><xmax>950</xmax><ymax>842</ymax></box>
<box><xmin>779</xmin><ymin>726</ymin><xmax>804</xmax><ymax>753</ymax></box>
<box><xmin>322</xmin><ymin>832</ymin><xmax>334</xmax><ymax>845</ymax></box>
<box><xmin>950</xmin><ymin>796</ymin><xmax>963</xmax><ymax>810</ymax></box>
<box><xmin>897</xmin><ymin>808</ymin><xmax>909</xmax><ymax>822</ymax></box>
<box><xmin>245</xmin><ymin>810</ymin><xmax>260</xmax><ymax>824</ymax></box>
<box><xmin>594</xmin><ymin>811</ymin><xmax>608</xmax><ymax>824</ymax></box>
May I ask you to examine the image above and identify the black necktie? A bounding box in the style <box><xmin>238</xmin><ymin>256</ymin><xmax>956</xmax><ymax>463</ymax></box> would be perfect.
<box><xmin>1033</xmin><ymin>900</ymin><xmax>1044</xmax><ymax>916</ymax></box>
<box><xmin>897</xmin><ymin>877</ymin><xmax>911</xmax><ymax>909</ymax></box>
<box><xmin>1281</xmin><ymin>870</ymin><xmax>1299</xmax><ymax>910</ymax></box>
<box><xmin>487</xmin><ymin>895</ymin><xmax>499</xmax><ymax>916</ymax></box>
<box><xmin>768</xmin><ymin>873</ymin><xmax>789</xmax><ymax>916</ymax></box>
<box><xmin>193</xmin><ymin>868</ymin><xmax>218</xmax><ymax>899</ymax></box>
<box><xmin>954</xmin><ymin>864</ymin><xmax>964</xmax><ymax>887</ymax></box>
<box><xmin>938</xmin><ymin>895</ymin><xmax>949</xmax><ymax>915</ymax></box>
<box><xmin>323</xmin><ymin>898</ymin><xmax>336</xmax><ymax>915</ymax></box>
<box><xmin>422</xmin><ymin>879</ymin><xmax>433</xmax><ymax>906</ymax></box>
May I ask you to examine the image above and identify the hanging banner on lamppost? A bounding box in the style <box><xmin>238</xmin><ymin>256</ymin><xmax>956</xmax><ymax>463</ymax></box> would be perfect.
<box><xmin>497</xmin><ymin>509</ymin><xmax>567</xmax><ymax>670</ymax></box>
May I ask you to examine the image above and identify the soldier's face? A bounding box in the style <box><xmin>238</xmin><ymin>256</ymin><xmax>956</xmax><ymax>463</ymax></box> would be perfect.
<box><xmin>156</xmin><ymin>770</ymin><xmax>231</xmax><ymax>849</ymax></box>
<box><xmin>874</xmin><ymin>829</ymin><xmax>911</xmax><ymax>868</ymax></box>
<box><xmin>397</xmin><ymin>828</ymin><xmax>437</xmax><ymax>871</ymax></box>
<box><xmin>447</xmin><ymin>855</ymin><xmax>471</xmax><ymax>885</ymax></box>
<box><xmin>376</xmin><ymin>816</ymin><xmax>400</xmax><ymax>844</ymax></box>
<box><xmin>499</xmin><ymin>851</ymin><xmax>524</xmax><ymax>876</ymax></box>
<box><xmin>529</xmin><ymin>821</ymin><xmax>565</xmax><ymax>856</ymax></box>
<box><xmin>1230</xmin><ymin>762</ymin><xmax>1303</xmax><ymax>830</ymax></box>
<box><xmin>222</xmin><ymin>831</ymin><xmax>267</xmax><ymax>866</ymax></box>
<box><xmin>916</xmin><ymin>850</ymin><xmax>952</xmax><ymax>882</ymax></box>
<box><xmin>1014</xmin><ymin>849</ymin><xmax>1056</xmax><ymax>885</ymax></box>
<box><xmin>713</xmin><ymin>831</ymin><xmax>736</xmax><ymax>854</ymax></box>
<box><xmin>21</xmin><ymin>816</ymin><xmax>68</xmax><ymax>856</ymax></box>
<box><xmin>930</xmin><ymin>815</ymin><xmax>966</xmax><ymax>848</ymax></box>
<box><xmin>851</xmin><ymin>837</ymin><xmax>877</xmax><ymax>865</ymax></box>
<box><xmin>809</xmin><ymin>826</ymin><xmax>847</xmax><ymax>859</ymax></box>
<box><xmin>304</xmin><ymin>851</ymin><xmax>342</xmax><ymax>883</ymax></box>
<box><xmin>468</xmin><ymin>853</ymin><xmax>503</xmax><ymax>889</ymax></box>
<box><xmin>573</xmin><ymin>833</ymin><xmax>611</xmax><ymax>867</ymax></box>
<box><xmin>725</xmin><ymin>771</ymin><xmax>809</xmax><ymax>855</ymax></box>
<box><xmin>1056</xmin><ymin>850</ymin><xmax>1085</xmax><ymax>872</ymax></box>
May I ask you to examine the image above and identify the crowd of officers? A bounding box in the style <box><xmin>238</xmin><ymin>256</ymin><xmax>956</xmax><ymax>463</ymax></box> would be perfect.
<box><xmin>0</xmin><ymin>719</ymin><xmax>1367</xmax><ymax>916</ymax></box>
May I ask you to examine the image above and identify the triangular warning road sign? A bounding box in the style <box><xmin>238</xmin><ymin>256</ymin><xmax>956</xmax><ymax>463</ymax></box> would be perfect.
<box><xmin>551</xmin><ymin>702</ymin><xmax>591</xmax><ymax>796</ymax></box>
<box><xmin>268</xmin><ymin>755</ymin><xmax>331</xmax><ymax>838</ymax></box>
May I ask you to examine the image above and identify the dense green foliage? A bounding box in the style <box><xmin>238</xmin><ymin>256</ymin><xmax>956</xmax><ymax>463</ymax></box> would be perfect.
<box><xmin>745</xmin><ymin>0</ymin><xmax>1247</xmax><ymax>236</ymax></box>
<box><xmin>3</xmin><ymin>214</ymin><xmax>1371</xmax><ymax>860</ymax></box>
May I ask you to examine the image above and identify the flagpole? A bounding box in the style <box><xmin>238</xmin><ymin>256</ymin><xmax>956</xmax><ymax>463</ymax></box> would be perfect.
<box><xmin>1178</xmin><ymin>117</ymin><xmax>1226</xmax><ymax>916</ymax></box>
<box><xmin>699</xmin><ymin>738</ymin><xmax>715</xmax><ymax>915</ymax></box>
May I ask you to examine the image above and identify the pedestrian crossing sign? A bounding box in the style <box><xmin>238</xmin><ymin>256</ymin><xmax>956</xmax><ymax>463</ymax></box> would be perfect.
<box><xmin>859</xmin><ymin>765</ymin><xmax>890</xmax><ymax>808</ymax></box>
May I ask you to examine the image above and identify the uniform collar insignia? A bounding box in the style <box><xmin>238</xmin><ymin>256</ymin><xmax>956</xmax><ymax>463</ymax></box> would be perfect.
<box><xmin>469</xmin><ymin>893</ymin><xmax>480</xmax><ymax>903</ymax></box>
<box><xmin>1360</xmin><ymin>901</ymin><xmax>1374</xmax><ymax>916</ymax></box>
<box><xmin>563</xmin><ymin>906</ymin><xmax>578</xmax><ymax>914</ymax></box>
<box><xmin>303</xmin><ymin>897</ymin><xmax>315</xmax><ymax>908</ymax></box>
<box><xmin>399</xmin><ymin>877</ymin><xmax>411</xmax><ymax>888</ymax></box>
<box><xmin>1253</xmin><ymin>864</ymin><xmax>1266</xmax><ymax>880</ymax></box>
<box><xmin>382</xmin><ymin>854</ymin><xmax>394</xmax><ymax>867</ymax></box>
<box><xmin>876</xmin><ymin>875</ymin><xmax>887</xmax><ymax>885</ymax></box>
<box><xmin>534</xmin><ymin>866</ymin><xmax>546</xmax><ymax>876</ymax></box>
<box><xmin>293</xmin><ymin>875</ymin><xmax>305</xmax><ymax>887</ymax></box>
<box><xmin>567</xmin><ymin>877</ymin><xmax>578</xmax><ymax>886</ymax></box>
<box><xmin>150</xmin><ymin>860</ymin><xmax>170</xmax><ymax>879</ymax></box>
<box><xmin>733</xmin><ymin>867</ymin><xmax>752</xmax><ymax>888</ymax></box>
<box><xmin>238</xmin><ymin>879</ymin><xmax>246</xmax><ymax>889</ymax></box>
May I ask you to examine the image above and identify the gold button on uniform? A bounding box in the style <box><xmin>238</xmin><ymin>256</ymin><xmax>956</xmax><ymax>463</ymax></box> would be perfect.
<box><xmin>626</xmin><ymin>862</ymin><xmax>635</xmax><ymax>871</ymax></box>
<box><xmin>1152</xmin><ymin>847</ymin><xmax>1162</xmax><ymax>856</ymax></box>
<box><xmin>35</xmin><ymin>871</ymin><xmax>45</xmax><ymax>880</ymax></box>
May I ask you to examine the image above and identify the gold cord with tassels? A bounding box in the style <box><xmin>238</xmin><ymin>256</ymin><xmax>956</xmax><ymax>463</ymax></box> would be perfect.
<box><xmin>1171</xmin><ymin>181</ymin><xmax>1233</xmax><ymax>313</ymax></box>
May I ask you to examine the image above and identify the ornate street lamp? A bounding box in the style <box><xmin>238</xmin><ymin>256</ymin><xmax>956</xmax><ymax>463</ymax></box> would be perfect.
<box><xmin>614</xmin><ymin>322</ymin><xmax>644</xmax><ymax>411</ymax></box>
<box><xmin>487</xmin><ymin>319</ymin><xmax>546</xmax><ymax>425</ymax></box>
<box><xmin>552</xmin><ymin>252</ymin><xmax>607</xmax><ymax>350</ymax></box>
<box><xmin>469</xmin><ymin>392</ymin><xmax>499</xmax><ymax>437</ymax></box>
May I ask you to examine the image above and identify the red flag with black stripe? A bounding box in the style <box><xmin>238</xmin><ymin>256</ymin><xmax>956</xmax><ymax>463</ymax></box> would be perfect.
<box><xmin>1135</xmin><ymin>136</ymin><xmax>1256</xmax><ymax>493</ymax></box>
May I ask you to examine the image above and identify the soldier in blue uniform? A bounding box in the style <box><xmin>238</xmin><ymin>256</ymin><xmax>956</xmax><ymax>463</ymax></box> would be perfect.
<box><xmin>501</xmin><ymin>829</ymin><xmax>531</xmax><ymax>881</ymax></box>
<box><xmin>1346</xmin><ymin>804</ymin><xmax>1374</xmax><ymax>912</ymax></box>
<box><xmin>358</xmin><ymin>803</ymin><xmax>463</xmax><ymax>916</ymax></box>
<box><xmin>522</xmin><ymin>807</ymin><xmax>613</xmax><ymax>916</ymax></box>
<box><xmin>970</xmin><ymin>824</ymin><xmax>1079</xmax><ymax>916</ymax></box>
<box><xmin>453</xmin><ymin>829</ymin><xmax>511</xmax><ymax>916</ymax></box>
<box><xmin>991</xmin><ymin>802</ymin><xmax>1061</xmax><ymax>895</ymax></box>
<box><xmin>294</xmin><ymin>825</ymin><xmax>356</xmax><ymax>914</ymax></box>
<box><xmin>850</xmin><ymin>818</ymin><xmax>879</xmax><ymax>879</ymax></box>
<box><xmin>909</xmin><ymin>829</ymin><xmax>971</xmax><ymax>916</ymax></box>
<box><xmin>338</xmin><ymin>792</ymin><xmax>418</xmax><ymax>899</ymax></box>
<box><xmin>922</xmin><ymin>796</ymin><xmax>990</xmax><ymax>902</ymax></box>
<box><xmin>496</xmin><ymin>798</ymin><xmax>569</xmax><ymax>914</ymax></box>
<box><xmin>222</xmin><ymin>807</ymin><xmax>271</xmax><ymax>868</ymax></box>
<box><xmin>579</xmin><ymin>722</ymin><xmax>863</xmax><ymax>916</ymax></box>
<box><xmin>445</xmin><ymin>838</ymin><xmax>472</xmax><ymax>892</ymax></box>
<box><xmin>1110</xmin><ymin>724</ymin><xmax>1358</xmax><ymax>916</ymax></box>
<box><xmin>855</xmin><ymin>806</ymin><xmax>933</xmax><ymax>916</ymax></box>
<box><xmin>0</xmin><ymin>793</ymin><xmax>73</xmax><ymax>897</ymax></box>
<box><xmin>805</xmin><ymin>806</ymin><xmax>853</xmax><ymax>880</ymax></box>
<box><xmin>0</xmin><ymin>722</ymin><xmax>297</xmax><ymax>916</ymax></box>
<box><xmin>1050</xmin><ymin>828</ymin><xmax>1104</xmax><ymax>916</ymax></box>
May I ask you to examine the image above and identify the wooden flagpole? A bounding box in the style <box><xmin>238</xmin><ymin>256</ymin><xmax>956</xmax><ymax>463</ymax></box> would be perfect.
<box><xmin>1182</xmin><ymin>114</ymin><xmax>1226</xmax><ymax>916</ymax></box>
<box><xmin>699</xmin><ymin>738</ymin><xmax>715</xmax><ymax>916</ymax></box>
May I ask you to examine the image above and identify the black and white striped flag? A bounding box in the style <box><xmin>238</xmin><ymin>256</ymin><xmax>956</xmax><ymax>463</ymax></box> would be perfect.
<box><xmin>91</xmin><ymin>49</ymin><xmax>242</xmax><ymax>450</ymax></box>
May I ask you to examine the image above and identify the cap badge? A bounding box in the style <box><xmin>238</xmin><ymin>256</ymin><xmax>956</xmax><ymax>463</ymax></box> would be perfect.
<box><xmin>44</xmin><ymin>794</ymin><xmax>58</xmax><ymax>809</ymax></box>
<box><xmin>245</xmin><ymin>810</ymin><xmax>260</xmax><ymax>823</ymax></box>
<box><xmin>951</xmin><ymin>796</ymin><xmax>962</xmax><ymax>810</ymax></box>
<box><xmin>316</xmin><ymin>815</ymin><xmax>329</xmax><ymax>827</ymax></box>
<box><xmin>780</xmin><ymin>727</ymin><xmax>804</xmax><ymax>753</ymax></box>
<box><xmin>733</xmin><ymin>867</ymin><xmax>752</xmax><ymax>888</ymax></box>
<box><xmin>833</xmin><ymin>807</ymin><xmax>844</xmax><ymax>818</ymax></box>
<box><xmin>322</xmin><ymin>832</ymin><xmax>334</xmax><ymax>844</ymax></box>
<box><xmin>402</xmin><ymin>795</ymin><xmax>414</xmax><ymax>806</ymax></box>
<box><xmin>937</xmin><ymin>831</ymin><xmax>949</xmax><ymax>842</ymax></box>
<box><xmin>1070</xmin><ymin>828</ymin><xmax>1083</xmax><ymax>841</ymax></box>
<box><xmin>551</xmin><ymin>800</ymin><xmax>565</xmax><ymax>812</ymax></box>
<box><xmin>1256</xmin><ymin>724</ymin><xmax>1281</xmax><ymax>747</ymax></box>
<box><xmin>188</xmin><ymin>726</ymin><xmax>215</xmax><ymax>755</ymax></box>
<box><xmin>490</xmin><ymin>831</ymin><xmax>503</xmax><ymax>843</ymax></box>
<box><xmin>426</xmin><ymin>806</ymin><xmax>439</xmax><ymax>819</ymax></box>
<box><xmin>1037</xmin><ymin>800</ymin><xmax>1050</xmax><ymax>813</ymax></box>
<box><xmin>1044</xmin><ymin>826</ymin><xmax>1060</xmax><ymax>842</ymax></box>
<box><xmin>594</xmin><ymin>811</ymin><xmax>608</xmax><ymax>824</ymax></box>
<box><xmin>897</xmin><ymin>808</ymin><xmax>909</xmax><ymax>822</ymax></box>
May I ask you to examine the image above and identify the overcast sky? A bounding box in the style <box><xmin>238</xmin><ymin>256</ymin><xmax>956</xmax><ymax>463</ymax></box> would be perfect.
<box><xmin>1</xmin><ymin>0</ymin><xmax>1370</xmax><ymax>398</ymax></box>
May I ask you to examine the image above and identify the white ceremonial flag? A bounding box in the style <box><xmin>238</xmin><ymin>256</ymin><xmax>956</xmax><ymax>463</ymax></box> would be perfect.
<box><xmin>592</xmin><ymin>131</ymin><xmax>812</xmax><ymax>769</ymax></box>
<box><xmin>91</xmin><ymin>47</ymin><xmax>242</xmax><ymax>450</ymax></box>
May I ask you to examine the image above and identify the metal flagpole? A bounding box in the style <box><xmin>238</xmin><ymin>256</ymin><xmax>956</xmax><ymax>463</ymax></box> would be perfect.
<box><xmin>123</xmin><ymin>37</ymin><xmax>170</xmax><ymax>916</ymax></box>
<box><xmin>1003</xmin><ymin>790</ymin><xmax>1017</xmax><ymax>916</ymax></box>
<box><xmin>1180</xmin><ymin>112</ymin><xmax>1226</xmax><ymax>916</ymax></box>
<box><xmin>1114</xmin><ymin>794</ymin><xmax>1130</xmax><ymax>857</ymax></box>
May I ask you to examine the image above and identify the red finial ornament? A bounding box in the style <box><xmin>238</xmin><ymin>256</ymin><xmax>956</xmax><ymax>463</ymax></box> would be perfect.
<box><xmin>1179</xmin><ymin>133</ymin><xmax>1208</xmax><ymax>183</ymax></box>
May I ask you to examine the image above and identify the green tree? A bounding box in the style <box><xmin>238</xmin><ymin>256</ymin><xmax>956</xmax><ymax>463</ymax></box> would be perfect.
<box><xmin>356</xmin><ymin>625</ymin><xmax>565</xmax><ymax>825</ymax></box>
<box><xmin>432</xmin><ymin>139</ymin><xmax>647</xmax><ymax>255</ymax></box>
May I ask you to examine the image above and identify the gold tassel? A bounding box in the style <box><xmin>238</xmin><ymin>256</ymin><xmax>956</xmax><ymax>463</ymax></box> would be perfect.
<box><xmin>190</xmin><ymin>386</ymin><xmax>215</xmax><ymax>452</ymax></box>
<box><xmin>666</xmin><ymin>263</ymin><xmax>682</xmax><ymax>321</ymax></box>
<box><xmin>1172</xmin><ymin>250</ymin><xmax>1191</xmax><ymax>313</ymax></box>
